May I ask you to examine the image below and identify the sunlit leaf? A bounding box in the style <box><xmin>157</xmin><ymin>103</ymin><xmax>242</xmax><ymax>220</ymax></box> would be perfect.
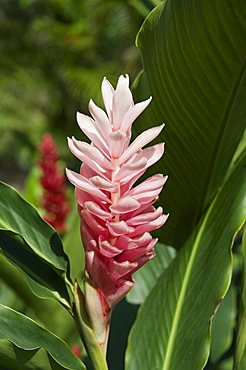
<box><xmin>0</xmin><ymin>305</ymin><xmax>85</xmax><ymax>370</ymax></box>
<box><xmin>126</xmin><ymin>150</ymin><xmax>246</xmax><ymax>370</ymax></box>
<box><xmin>133</xmin><ymin>0</ymin><xmax>246</xmax><ymax>247</ymax></box>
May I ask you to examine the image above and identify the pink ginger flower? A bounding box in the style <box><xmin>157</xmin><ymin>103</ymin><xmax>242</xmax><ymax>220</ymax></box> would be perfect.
<box><xmin>66</xmin><ymin>75</ymin><xmax>168</xmax><ymax>348</ymax></box>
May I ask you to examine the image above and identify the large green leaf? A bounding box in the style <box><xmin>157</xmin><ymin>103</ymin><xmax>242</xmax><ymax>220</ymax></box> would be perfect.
<box><xmin>133</xmin><ymin>0</ymin><xmax>246</xmax><ymax>247</ymax></box>
<box><xmin>0</xmin><ymin>231</ymin><xmax>70</xmax><ymax>306</ymax></box>
<box><xmin>127</xmin><ymin>243</ymin><xmax>176</xmax><ymax>304</ymax></box>
<box><xmin>234</xmin><ymin>228</ymin><xmax>246</xmax><ymax>370</ymax></box>
<box><xmin>0</xmin><ymin>181</ymin><xmax>68</xmax><ymax>271</ymax></box>
<box><xmin>0</xmin><ymin>252</ymin><xmax>77</xmax><ymax>343</ymax></box>
<box><xmin>0</xmin><ymin>182</ymin><xmax>71</xmax><ymax>304</ymax></box>
<box><xmin>125</xmin><ymin>150</ymin><xmax>246</xmax><ymax>370</ymax></box>
<box><xmin>210</xmin><ymin>285</ymin><xmax>237</xmax><ymax>364</ymax></box>
<box><xmin>0</xmin><ymin>305</ymin><xmax>85</xmax><ymax>370</ymax></box>
<box><xmin>0</xmin><ymin>339</ymin><xmax>67</xmax><ymax>370</ymax></box>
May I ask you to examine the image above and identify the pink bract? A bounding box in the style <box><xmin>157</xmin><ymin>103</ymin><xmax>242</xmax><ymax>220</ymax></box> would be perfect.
<box><xmin>66</xmin><ymin>75</ymin><xmax>168</xmax><ymax>309</ymax></box>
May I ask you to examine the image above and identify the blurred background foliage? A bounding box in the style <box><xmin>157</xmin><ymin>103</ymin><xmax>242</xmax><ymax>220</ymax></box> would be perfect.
<box><xmin>0</xmin><ymin>0</ymin><xmax>160</xmax><ymax>186</ymax></box>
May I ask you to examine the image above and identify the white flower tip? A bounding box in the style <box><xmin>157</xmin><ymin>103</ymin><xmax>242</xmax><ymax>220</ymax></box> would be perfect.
<box><xmin>76</xmin><ymin>111</ymin><xmax>82</xmax><ymax>120</ymax></box>
<box><xmin>67</xmin><ymin>136</ymin><xmax>73</xmax><ymax>146</ymax></box>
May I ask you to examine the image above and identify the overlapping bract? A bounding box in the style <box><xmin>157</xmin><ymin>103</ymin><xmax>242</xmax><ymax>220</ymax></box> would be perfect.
<box><xmin>67</xmin><ymin>75</ymin><xmax>168</xmax><ymax>307</ymax></box>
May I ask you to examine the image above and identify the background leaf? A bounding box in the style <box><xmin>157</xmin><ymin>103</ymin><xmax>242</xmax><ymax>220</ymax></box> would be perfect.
<box><xmin>126</xmin><ymin>150</ymin><xmax>246</xmax><ymax>370</ymax></box>
<box><xmin>234</xmin><ymin>228</ymin><xmax>246</xmax><ymax>370</ymax></box>
<box><xmin>63</xmin><ymin>201</ymin><xmax>85</xmax><ymax>290</ymax></box>
<box><xmin>0</xmin><ymin>305</ymin><xmax>85</xmax><ymax>370</ymax></box>
<box><xmin>0</xmin><ymin>182</ymin><xmax>68</xmax><ymax>271</ymax></box>
<box><xmin>133</xmin><ymin>0</ymin><xmax>246</xmax><ymax>247</ymax></box>
<box><xmin>0</xmin><ymin>231</ymin><xmax>70</xmax><ymax>306</ymax></box>
<box><xmin>127</xmin><ymin>243</ymin><xmax>176</xmax><ymax>304</ymax></box>
<box><xmin>210</xmin><ymin>285</ymin><xmax>237</xmax><ymax>364</ymax></box>
<box><xmin>0</xmin><ymin>339</ymin><xmax>68</xmax><ymax>370</ymax></box>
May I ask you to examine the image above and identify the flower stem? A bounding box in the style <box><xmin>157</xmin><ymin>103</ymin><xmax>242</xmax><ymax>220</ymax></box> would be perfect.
<box><xmin>73</xmin><ymin>282</ymin><xmax>109</xmax><ymax>370</ymax></box>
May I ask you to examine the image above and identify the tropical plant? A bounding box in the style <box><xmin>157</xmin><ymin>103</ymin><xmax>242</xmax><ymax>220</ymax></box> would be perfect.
<box><xmin>0</xmin><ymin>0</ymin><xmax>245</xmax><ymax>369</ymax></box>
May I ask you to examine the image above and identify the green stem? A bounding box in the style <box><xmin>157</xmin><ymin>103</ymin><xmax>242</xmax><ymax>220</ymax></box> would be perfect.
<box><xmin>73</xmin><ymin>282</ymin><xmax>108</xmax><ymax>370</ymax></box>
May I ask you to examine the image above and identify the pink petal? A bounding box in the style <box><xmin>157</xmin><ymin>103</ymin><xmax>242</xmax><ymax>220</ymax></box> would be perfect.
<box><xmin>104</xmin><ymin>279</ymin><xmax>134</xmax><ymax>307</ymax></box>
<box><xmin>101</xmin><ymin>77</ymin><xmax>114</xmax><ymax>120</ymax></box>
<box><xmin>107</xmin><ymin>221</ymin><xmax>135</xmax><ymax>236</ymax></box>
<box><xmin>66</xmin><ymin>169</ymin><xmax>110</xmax><ymax>202</ymax></box>
<box><xmin>90</xmin><ymin>176</ymin><xmax>118</xmax><ymax>192</ymax></box>
<box><xmin>98</xmin><ymin>238</ymin><xmax>122</xmax><ymax>258</ymax></box>
<box><xmin>76</xmin><ymin>112</ymin><xmax>109</xmax><ymax>155</ymax></box>
<box><xmin>117</xmin><ymin>238</ymin><xmax>157</xmax><ymax>262</ymax></box>
<box><xmin>112</xmin><ymin>75</ymin><xmax>133</xmax><ymax>130</ymax></box>
<box><xmin>120</xmin><ymin>124</ymin><xmax>164</xmax><ymax>164</ymax></box>
<box><xmin>115</xmin><ymin>157</ymin><xmax>147</xmax><ymax>183</ymax></box>
<box><xmin>84</xmin><ymin>201</ymin><xmax>111</xmax><ymax>220</ymax></box>
<box><xmin>110</xmin><ymin>196</ymin><xmax>140</xmax><ymax>214</ymax></box>
<box><xmin>67</xmin><ymin>138</ymin><xmax>109</xmax><ymax>175</ymax></box>
<box><xmin>128</xmin><ymin>174</ymin><xmax>167</xmax><ymax>197</ymax></box>
<box><xmin>108</xmin><ymin>259</ymin><xmax>137</xmax><ymax>279</ymax></box>
<box><xmin>129</xmin><ymin>214</ymin><xmax>169</xmax><ymax>237</ymax></box>
<box><xmin>88</xmin><ymin>99</ymin><xmax>111</xmax><ymax>138</ymax></box>
<box><xmin>81</xmin><ymin>209</ymin><xmax>107</xmax><ymax>236</ymax></box>
<box><xmin>81</xmin><ymin>225</ymin><xmax>95</xmax><ymax>252</ymax></box>
<box><xmin>109</xmin><ymin>131</ymin><xmax>127</xmax><ymax>158</ymax></box>
<box><xmin>127</xmin><ymin>207</ymin><xmax>163</xmax><ymax>226</ymax></box>
<box><xmin>121</xmin><ymin>97</ymin><xmax>152</xmax><ymax>132</ymax></box>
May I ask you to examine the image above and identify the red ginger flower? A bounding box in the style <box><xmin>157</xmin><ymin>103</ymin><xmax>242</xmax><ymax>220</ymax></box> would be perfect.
<box><xmin>66</xmin><ymin>75</ymin><xmax>168</xmax><ymax>347</ymax></box>
<box><xmin>39</xmin><ymin>133</ymin><xmax>69</xmax><ymax>233</ymax></box>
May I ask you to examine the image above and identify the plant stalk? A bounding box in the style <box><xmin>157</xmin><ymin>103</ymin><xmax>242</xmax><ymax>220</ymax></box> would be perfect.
<box><xmin>73</xmin><ymin>282</ymin><xmax>108</xmax><ymax>370</ymax></box>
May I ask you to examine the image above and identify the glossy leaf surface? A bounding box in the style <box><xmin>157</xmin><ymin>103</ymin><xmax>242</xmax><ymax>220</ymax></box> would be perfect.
<box><xmin>0</xmin><ymin>305</ymin><xmax>85</xmax><ymax>370</ymax></box>
<box><xmin>0</xmin><ymin>181</ymin><xmax>68</xmax><ymax>271</ymax></box>
<box><xmin>127</xmin><ymin>243</ymin><xmax>176</xmax><ymax>304</ymax></box>
<box><xmin>133</xmin><ymin>0</ymin><xmax>246</xmax><ymax>247</ymax></box>
<box><xmin>126</xmin><ymin>153</ymin><xmax>246</xmax><ymax>370</ymax></box>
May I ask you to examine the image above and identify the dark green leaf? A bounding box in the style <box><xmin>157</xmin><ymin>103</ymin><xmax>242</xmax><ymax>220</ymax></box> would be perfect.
<box><xmin>127</xmin><ymin>243</ymin><xmax>176</xmax><ymax>304</ymax></box>
<box><xmin>126</xmin><ymin>149</ymin><xmax>246</xmax><ymax>370</ymax></box>
<box><xmin>210</xmin><ymin>286</ymin><xmax>237</xmax><ymax>363</ymax></box>
<box><xmin>0</xmin><ymin>305</ymin><xmax>85</xmax><ymax>370</ymax></box>
<box><xmin>63</xmin><ymin>201</ymin><xmax>85</xmax><ymax>290</ymax></box>
<box><xmin>133</xmin><ymin>0</ymin><xmax>246</xmax><ymax>247</ymax></box>
<box><xmin>0</xmin><ymin>231</ymin><xmax>70</xmax><ymax>306</ymax></box>
<box><xmin>234</xmin><ymin>228</ymin><xmax>246</xmax><ymax>370</ymax></box>
<box><xmin>0</xmin><ymin>339</ymin><xmax>66</xmax><ymax>370</ymax></box>
<box><xmin>0</xmin><ymin>182</ymin><xmax>68</xmax><ymax>271</ymax></box>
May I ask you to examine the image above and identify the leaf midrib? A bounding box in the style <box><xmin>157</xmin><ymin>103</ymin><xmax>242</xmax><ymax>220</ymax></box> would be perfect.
<box><xmin>193</xmin><ymin>55</ymin><xmax>246</xmax><ymax>229</ymax></box>
<box><xmin>162</xmin><ymin>196</ymin><xmax>215</xmax><ymax>370</ymax></box>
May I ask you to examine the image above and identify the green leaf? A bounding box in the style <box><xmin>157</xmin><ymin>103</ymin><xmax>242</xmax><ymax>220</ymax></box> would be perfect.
<box><xmin>0</xmin><ymin>231</ymin><xmax>70</xmax><ymax>306</ymax></box>
<box><xmin>127</xmin><ymin>243</ymin><xmax>176</xmax><ymax>304</ymax></box>
<box><xmin>0</xmin><ymin>305</ymin><xmax>85</xmax><ymax>370</ymax></box>
<box><xmin>0</xmin><ymin>252</ymin><xmax>77</xmax><ymax>343</ymax></box>
<box><xmin>133</xmin><ymin>0</ymin><xmax>246</xmax><ymax>247</ymax></box>
<box><xmin>0</xmin><ymin>339</ymin><xmax>67</xmax><ymax>370</ymax></box>
<box><xmin>210</xmin><ymin>285</ymin><xmax>237</xmax><ymax>363</ymax></box>
<box><xmin>125</xmin><ymin>150</ymin><xmax>246</xmax><ymax>370</ymax></box>
<box><xmin>0</xmin><ymin>181</ymin><xmax>68</xmax><ymax>271</ymax></box>
<box><xmin>63</xmin><ymin>201</ymin><xmax>85</xmax><ymax>290</ymax></box>
<box><xmin>234</xmin><ymin>228</ymin><xmax>246</xmax><ymax>370</ymax></box>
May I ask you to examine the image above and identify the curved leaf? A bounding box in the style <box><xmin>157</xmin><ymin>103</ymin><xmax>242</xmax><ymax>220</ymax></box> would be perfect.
<box><xmin>210</xmin><ymin>285</ymin><xmax>237</xmax><ymax>363</ymax></box>
<box><xmin>234</xmin><ymin>228</ymin><xmax>246</xmax><ymax>370</ymax></box>
<box><xmin>126</xmin><ymin>151</ymin><xmax>246</xmax><ymax>370</ymax></box>
<box><xmin>0</xmin><ymin>181</ymin><xmax>68</xmax><ymax>271</ymax></box>
<box><xmin>127</xmin><ymin>243</ymin><xmax>176</xmax><ymax>304</ymax></box>
<box><xmin>0</xmin><ymin>231</ymin><xmax>70</xmax><ymax>306</ymax></box>
<box><xmin>0</xmin><ymin>305</ymin><xmax>85</xmax><ymax>370</ymax></box>
<box><xmin>63</xmin><ymin>201</ymin><xmax>85</xmax><ymax>290</ymax></box>
<box><xmin>133</xmin><ymin>0</ymin><xmax>246</xmax><ymax>247</ymax></box>
<box><xmin>0</xmin><ymin>339</ymin><xmax>67</xmax><ymax>370</ymax></box>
